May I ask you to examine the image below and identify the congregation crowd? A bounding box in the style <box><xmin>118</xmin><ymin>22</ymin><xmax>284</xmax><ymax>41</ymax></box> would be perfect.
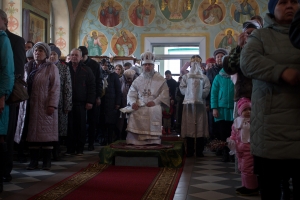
<box><xmin>1</xmin><ymin>0</ymin><xmax>300</xmax><ymax>199</ymax></box>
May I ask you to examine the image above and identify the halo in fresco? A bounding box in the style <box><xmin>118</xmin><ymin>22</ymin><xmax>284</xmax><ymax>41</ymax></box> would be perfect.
<box><xmin>128</xmin><ymin>0</ymin><xmax>156</xmax><ymax>27</ymax></box>
<box><xmin>111</xmin><ymin>29</ymin><xmax>137</xmax><ymax>56</ymax></box>
<box><xmin>98</xmin><ymin>0</ymin><xmax>123</xmax><ymax>27</ymax></box>
<box><xmin>198</xmin><ymin>0</ymin><xmax>226</xmax><ymax>25</ymax></box>
<box><xmin>158</xmin><ymin>0</ymin><xmax>194</xmax><ymax>22</ymax></box>
<box><xmin>82</xmin><ymin>30</ymin><xmax>108</xmax><ymax>56</ymax></box>
<box><xmin>230</xmin><ymin>0</ymin><xmax>260</xmax><ymax>24</ymax></box>
<box><xmin>214</xmin><ymin>28</ymin><xmax>239</xmax><ymax>52</ymax></box>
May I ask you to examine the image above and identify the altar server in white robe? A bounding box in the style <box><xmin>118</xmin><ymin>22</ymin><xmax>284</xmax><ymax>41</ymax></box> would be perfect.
<box><xmin>126</xmin><ymin>51</ymin><xmax>170</xmax><ymax>145</ymax></box>
<box><xmin>180</xmin><ymin>55</ymin><xmax>211</xmax><ymax>157</ymax></box>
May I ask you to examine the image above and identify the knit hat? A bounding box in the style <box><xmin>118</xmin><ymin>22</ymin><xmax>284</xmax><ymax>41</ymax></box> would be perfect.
<box><xmin>213</xmin><ymin>48</ymin><xmax>228</xmax><ymax>58</ymax></box>
<box><xmin>268</xmin><ymin>0</ymin><xmax>300</xmax><ymax>15</ymax></box>
<box><xmin>140</xmin><ymin>51</ymin><xmax>155</xmax><ymax>65</ymax></box>
<box><xmin>33</xmin><ymin>42</ymin><xmax>51</xmax><ymax>58</ymax></box>
<box><xmin>237</xmin><ymin>97</ymin><xmax>251</xmax><ymax>116</ymax></box>
<box><xmin>26</xmin><ymin>48</ymin><xmax>33</xmax><ymax>58</ymax></box>
<box><xmin>243</xmin><ymin>20</ymin><xmax>262</xmax><ymax>32</ymax></box>
<box><xmin>50</xmin><ymin>45</ymin><xmax>61</xmax><ymax>58</ymax></box>
<box><xmin>268</xmin><ymin>0</ymin><xmax>280</xmax><ymax>15</ymax></box>
<box><xmin>123</xmin><ymin>69</ymin><xmax>136</xmax><ymax>79</ymax></box>
<box><xmin>206</xmin><ymin>57</ymin><xmax>216</xmax><ymax>64</ymax></box>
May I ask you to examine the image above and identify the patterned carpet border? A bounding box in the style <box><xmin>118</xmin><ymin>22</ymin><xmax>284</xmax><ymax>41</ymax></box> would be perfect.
<box><xmin>142</xmin><ymin>167</ymin><xmax>183</xmax><ymax>200</ymax></box>
<box><xmin>29</xmin><ymin>163</ymin><xmax>182</xmax><ymax>200</ymax></box>
<box><xmin>29</xmin><ymin>163</ymin><xmax>108</xmax><ymax>200</ymax></box>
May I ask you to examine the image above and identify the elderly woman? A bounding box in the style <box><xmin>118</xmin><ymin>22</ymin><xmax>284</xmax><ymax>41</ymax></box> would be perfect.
<box><xmin>240</xmin><ymin>0</ymin><xmax>300</xmax><ymax>199</ymax></box>
<box><xmin>117</xmin><ymin>69</ymin><xmax>136</xmax><ymax>140</ymax></box>
<box><xmin>48</xmin><ymin>45</ymin><xmax>72</xmax><ymax>160</ymax></box>
<box><xmin>25</xmin><ymin>42</ymin><xmax>60</xmax><ymax>170</ymax></box>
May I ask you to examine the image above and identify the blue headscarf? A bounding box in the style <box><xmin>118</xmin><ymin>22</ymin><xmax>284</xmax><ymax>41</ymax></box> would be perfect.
<box><xmin>268</xmin><ymin>0</ymin><xmax>279</xmax><ymax>15</ymax></box>
<box><xmin>268</xmin><ymin>0</ymin><xmax>300</xmax><ymax>15</ymax></box>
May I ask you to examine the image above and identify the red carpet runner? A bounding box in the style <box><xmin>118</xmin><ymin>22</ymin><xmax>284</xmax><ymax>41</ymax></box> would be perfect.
<box><xmin>29</xmin><ymin>163</ymin><xmax>183</xmax><ymax>200</ymax></box>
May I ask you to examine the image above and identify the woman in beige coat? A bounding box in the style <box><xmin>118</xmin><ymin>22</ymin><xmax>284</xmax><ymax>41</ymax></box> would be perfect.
<box><xmin>25</xmin><ymin>42</ymin><xmax>60</xmax><ymax>170</ymax></box>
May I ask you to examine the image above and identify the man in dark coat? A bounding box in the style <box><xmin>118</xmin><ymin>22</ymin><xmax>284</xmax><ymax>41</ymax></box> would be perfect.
<box><xmin>78</xmin><ymin>46</ymin><xmax>103</xmax><ymax>151</ymax></box>
<box><xmin>290</xmin><ymin>8</ymin><xmax>300</xmax><ymax>49</ymax></box>
<box><xmin>66</xmin><ymin>48</ymin><xmax>96</xmax><ymax>155</ymax></box>
<box><xmin>0</xmin><ymin>9</ymin><xmax>26</xmax><ymax>183</ymax></box>
<box><xmin>165</xmin><ymin>70</ymin><xmax>177</xmax><ymax>129</ymax></box>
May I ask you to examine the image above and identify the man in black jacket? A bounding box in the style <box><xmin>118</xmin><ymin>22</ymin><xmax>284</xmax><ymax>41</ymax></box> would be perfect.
<box><xmin>165</xmin><ymin>70</ymin><xmax>177</xmax><ymax>129</ymax></box>
<box><xmin>78</xmin><ymin>46</ymin><xmax>103</xmax><ymax>151</ymax></box>
<box><xmin>290</xmin><ymin>8</ymin><xmax>300</xmax><ymax>49</ymax></box>
<box><xmin>66</xmin><ymin>48</ymin><xmax>96</xmax><ymax>155</ymax></box>
<box><xmin>0</xmin><ymin>9</ymin><xmax>25</xmax><ymax>183</ymax></box>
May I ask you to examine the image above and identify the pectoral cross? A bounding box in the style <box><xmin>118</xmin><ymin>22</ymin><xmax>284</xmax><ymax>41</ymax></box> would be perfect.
<box><xmin>142</xmin><ymin>89</ymin><xmax>151</xmax><ymax>97</ymax></box>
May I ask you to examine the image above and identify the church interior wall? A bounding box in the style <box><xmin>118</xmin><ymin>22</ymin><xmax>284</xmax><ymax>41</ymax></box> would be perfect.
<box><xmin>1</xmin><ymin>0</ymin><xmax>268</xmax><ymax>59</ymax></box>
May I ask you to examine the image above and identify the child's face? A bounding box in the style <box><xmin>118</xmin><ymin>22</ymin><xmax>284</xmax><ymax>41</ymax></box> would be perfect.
<box><xmin>241</xmin><ymin>107</ymin><xmax>251</xmax><ymax>118</ymax></box>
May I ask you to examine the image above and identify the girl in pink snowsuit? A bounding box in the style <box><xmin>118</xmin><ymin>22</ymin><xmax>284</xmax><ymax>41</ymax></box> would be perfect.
<box><xmin>228</xmin><ymin>97</ymin><xmax>258</xmax><ymax>196</ymax></box>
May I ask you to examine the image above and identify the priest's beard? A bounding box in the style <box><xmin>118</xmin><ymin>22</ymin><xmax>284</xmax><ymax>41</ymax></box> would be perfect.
<box><xmin>142</xmin><ymin>68</ymin><xmax>155</xmax><ymax>79</ymax></box>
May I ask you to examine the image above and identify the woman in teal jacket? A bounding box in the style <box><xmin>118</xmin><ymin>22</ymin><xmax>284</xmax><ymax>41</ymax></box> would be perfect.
<box><xmin>210</xmin><ymin>68</ymin><xmax>234</xmax><ymax>161</ymax></box>
<box><xmin>0</xmin><ymin>30</ymin><xmax>14</xmax><ymax>193</ymax></box>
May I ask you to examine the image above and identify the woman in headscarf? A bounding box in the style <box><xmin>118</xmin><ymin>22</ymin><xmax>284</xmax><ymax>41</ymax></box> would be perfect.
<box><xmin>117</xmin><ymin>69</ymin><xmax>136</xmax><ymax>140</ymax></box>
<box><xmin>99</xmin><ymin>59</ymin><xmax>121</xmax><ymax>145</ymax></box>
<box><xmin>240</xmin><ymin>0</ymin><xmax>300</xmax><ymax>199</ymax></box>
<box><xmin>25</xmin><ymin>42</ymin><xmax>60</xmax><ymax>170</ymax></box>
<box><xmin>48</xmin><ymin>45</ymin><xmax>72</xmax><ymax>161</ymax></box>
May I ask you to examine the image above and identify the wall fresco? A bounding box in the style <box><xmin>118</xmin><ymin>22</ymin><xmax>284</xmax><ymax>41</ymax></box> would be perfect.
<box><xmin>82</xmin><ymin>30</ymin><xmax>108</xmax><ymax>56</ymax></box>
<box><xmin>111</xmin><ymin>29</ymin><xmax>137</xmax><ymax>56</ymax></box>
<box><xmin>98</xmin><ymin>0</ymin><xmax>122</xmax><ymax>27</ymax></box>
<box><xmin>129</xmin><ymin>0</ymin><xmax>156</xmax><ymax>27</ymax></box>
<box><xmin>231</xmin><ymin>0</ymin><xmax>260</xmax><ymax>24</ymax></box>
<box><xmin>198</xmin><ymin>0</ymin><xmax>226</xmax><ymax>25</ymax></box>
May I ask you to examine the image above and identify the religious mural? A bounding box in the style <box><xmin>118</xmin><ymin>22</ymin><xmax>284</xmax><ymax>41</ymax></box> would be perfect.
<box><xmin>82</xmin><ymin>30</ymin><xmax>108</xmax><ymax>56</ymax></box>
<box><xmin>98</xmin><ymin>0</ymin><xmax>122</xmax><ymax>27</ymax></box>
<box><xmin>215</xmin><ymin>28</ymin><xmax>239</xmax><ymax>52</ymax></box>
<box><xmin>198</xmin><ymin>0</ymin><xmax>226</xmax><ymax>25</ymax></box>
<box><xmin>159</xmin><ymin>0</ymin><xmax>194</xmax><ymax>22</ymax></box>
<box><xmin>129</xmin><ymin>0</ymin><xmax>156</xmax><ymax>27</ymax></box>
<box><xmin>231</xmin><ymin>0</ymin><xmax>260</xmax><ymax>24</ymax></box>
<box><xmin>79</xmin><ymin>0</ymin><xmax>268</xmax><ymax>58</ymax></box>
<box><xmin>4</xmin><ymin>1</ymin><xmax>19</xmax><ymax>33</ymax></box>
<box><xmin>111</xmin><ymin>29</ymin><xmax>137</xmax><ymax>56</ymax></box>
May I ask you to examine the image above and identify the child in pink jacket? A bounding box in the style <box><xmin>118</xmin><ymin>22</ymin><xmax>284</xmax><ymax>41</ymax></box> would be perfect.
<box><xmin>228</xmin><ymin>97</ymin><xmax>259</xmax><ymax>196</ymax></box>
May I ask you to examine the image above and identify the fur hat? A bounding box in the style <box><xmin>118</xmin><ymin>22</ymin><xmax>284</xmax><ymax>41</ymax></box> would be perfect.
<box><xmin>206</xmin><ymin>57</ymin><xmax>216</xmax><ymax>64</ymax></box>
<box><xmin>50</xmin><ymin>45</ymin><xmax>61</xmax><ymax>58</ymax></box>
<box><xmin>213</xmin><ymin>48</ymin><xmax>228</xmax><ymax>58</ymax></box>
<box><xmin>33</xmin><ymin>42</ymin><xmax>51</xmax><ymax>58</ymax></box>
<box><xmin>26</xmin><ymin>48</ymin><xmax>33</xmax><ymax>58</ymax></box>
<box><xmin>242</xmin><ymin>20</ymin><xmax>262</xmax><ymax>32</ymax></box>
<box><xmin>237</xmin><ymin>97</ymin><xmax>251</xmax><ymax>116</ymax></box>
<box><xmin>140</xmin><ymin>51</ymin><xmax>155</xmax><ymax>65</ymax></box>
<box><xmin>123</xmin><ymin>69</ymin><xmax>136</xmax><ymax>79</ymax></box>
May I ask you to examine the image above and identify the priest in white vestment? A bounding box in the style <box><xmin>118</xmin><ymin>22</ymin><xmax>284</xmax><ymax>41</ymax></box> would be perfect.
<box><xmin>180</xmin><ymin>55</ymin><xmax>211</xmax><ymax>157</ymax></box>
<box><xmin>126</xmin><ymin>51</ymin><xmax>170</xmax><ymax>145</ymax></box>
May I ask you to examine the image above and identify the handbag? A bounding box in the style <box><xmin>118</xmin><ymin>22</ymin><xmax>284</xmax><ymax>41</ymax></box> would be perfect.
<box><xmin>6</xmin><ymin>75</ymin><xmax>29</xmax><ymax>105</ymax></box>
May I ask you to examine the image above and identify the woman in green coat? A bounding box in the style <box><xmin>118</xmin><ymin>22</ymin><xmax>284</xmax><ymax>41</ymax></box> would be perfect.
<box><xmin>240</xmin><ymin>0</ymin><xmax>300</xmax><ymax>199</ymax></box>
